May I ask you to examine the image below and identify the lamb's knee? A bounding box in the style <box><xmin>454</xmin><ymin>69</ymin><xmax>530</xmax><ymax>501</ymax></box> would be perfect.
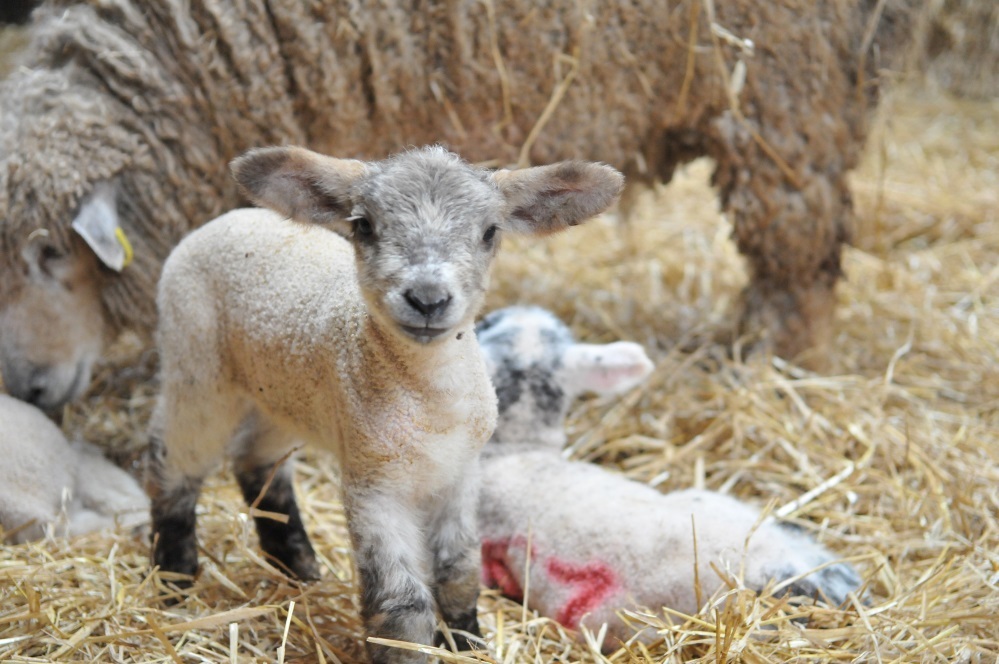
<box><xmin>356</xmin><ymin>547</ymin><xmax>437</xmax><ymax>664</ymax></box>
<box><xmin>432</xmin><ymin>545</ymin><xmax>482</xmax><ymax>644</ymax></box>
<box><xmin>427</xmin><ymin>472</ymin><xmax>482</xmax><ymax>640</ymax></box>
<box><xmin>429</xmin><ymin>524</ymin><xmax>482</xmax><ymax>640</ymax></box>
<box><xmin>0</xmin><ymin>497</ymin><xmax>55</xmax><ymax>544</ymax></box>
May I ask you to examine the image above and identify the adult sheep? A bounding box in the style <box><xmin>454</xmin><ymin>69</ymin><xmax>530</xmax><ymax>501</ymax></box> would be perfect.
<box><xmin>0</xmin><ymin>0</ymin><xmax>918</xmax><ymax>409</ymax></box>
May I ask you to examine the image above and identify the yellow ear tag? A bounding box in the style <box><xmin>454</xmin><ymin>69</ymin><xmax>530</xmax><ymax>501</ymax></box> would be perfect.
<box><xmin>115</xmin><ymin>227</ymin><xmax>134</xmax><ymax>268</ymax></box>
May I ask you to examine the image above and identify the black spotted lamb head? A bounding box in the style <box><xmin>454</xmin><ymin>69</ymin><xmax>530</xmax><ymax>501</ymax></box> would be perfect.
<box><xmin>475</xmin><ymin>305</ymin><xmax>653</xmax><ymax>450</ymax></box>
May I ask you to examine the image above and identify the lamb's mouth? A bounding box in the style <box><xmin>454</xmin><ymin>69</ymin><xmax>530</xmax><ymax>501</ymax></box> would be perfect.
<box><xmin>397</xmin><ymin>324</ymin><xmax>451</xmax><ymax>343</ymax></box>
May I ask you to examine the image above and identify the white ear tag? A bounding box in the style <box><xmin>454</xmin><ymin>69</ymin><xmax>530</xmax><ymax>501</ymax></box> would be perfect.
<box><xmin>71</xmin><ymin>182</ymin><xmax>133</xmax><ymax>272</ymax></box>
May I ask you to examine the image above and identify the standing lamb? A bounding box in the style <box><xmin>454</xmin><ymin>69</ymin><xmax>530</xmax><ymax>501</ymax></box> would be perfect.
<box><xmin>0</xmin><ymin>1</ymin><xmax>920</xmax><ymax>410</ymax></box>
<box><xmin>0</xmin><ymin>394</ymin><xmax>149</xmax><ymax>543</ymax></box>
<box><xmin>148</xmin><ymin>145</ymin><xmax>623</xmax><ymax>663</ymax></box>
<box><xmin>476</xmin><ymin>306</ymin><xmax>863</xmax><ymax>648</ymax></box>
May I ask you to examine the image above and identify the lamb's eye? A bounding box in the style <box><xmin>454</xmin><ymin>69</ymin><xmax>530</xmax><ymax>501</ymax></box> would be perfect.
<box><xmin>482</xmin><ymin>225</ymin><xmax>498</xmax><ymax>244</ymax></box>
<box><xmin>351</xmin><ymin>216</ymin><xmax>374</xmax><ymax>239</ymax></box>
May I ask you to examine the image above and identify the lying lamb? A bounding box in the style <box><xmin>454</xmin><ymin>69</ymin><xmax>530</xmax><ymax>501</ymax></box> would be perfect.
<box><xmin>0</xmin><ymin>1</ymin><xmax>922</xmax><ymax>411</ymax></box>
<box><xmin>0</xmin><ymin>394</ymin><xmax>148</xmax><ymax>543</ymax></box>
<box><xmin>148</xmin><ymin>146</ymin><xmax>623</xmax><ymax>663</ymax></box>
<box><xmin>476</xmin><ymin>306</ymin><xmax>863</xmax><ymax>648</ymax></box>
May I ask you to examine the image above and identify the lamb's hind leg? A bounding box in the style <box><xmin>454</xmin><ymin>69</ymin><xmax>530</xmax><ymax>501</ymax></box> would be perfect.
<box><xmin>231</xmin><ymin>412</ymin><xmax>319</xmax><ymax>581</ymax></box>
<box><xmin>346</xmin><ymin>486</ymin><xmax>436</xmax><ymax>664</ymax></box>
<box><xmin>148</xmin><ymin>433</ymin><xmax>208</xmax><ymax>583</ymax></box>
<box><xmin>148</xmin><ymin>389</ymin><xmax>245</xmax><ymax>584</ymax></box>
<box><xmin>428</xmin><ymin>464</ymin><xmax>483</xmax><ymax>649</ymax></box>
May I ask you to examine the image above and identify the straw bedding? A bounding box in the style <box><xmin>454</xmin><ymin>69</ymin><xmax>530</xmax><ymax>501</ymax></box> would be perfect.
<box><xmin>1</xmin><ymin>80</ymin><xmax>995</xmax><ymax>661</ymax></box>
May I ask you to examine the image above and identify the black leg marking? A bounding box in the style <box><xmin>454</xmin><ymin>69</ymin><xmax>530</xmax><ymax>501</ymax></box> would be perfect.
<box><xmin>429</xmin><ymin>505</ymin><xmax>483</xmax><ymax>651</ymax></box>
<box><xmin>149</xmin><ymin>475</ymin><xmax>203</xmax><ymax>585</ymax></box>
<box><xmin>355</xmin><ymin>544</ymin><xmax>437</xmax><ymax>664</ymax></box>
<box><xmin>432</xmin><ymin>549</ymin><xmax>483</xmax><ymax>643</ymax></box>
<box><xmin>236</xmin><ymin>461</ymin><xmax>319</xmax><ymax>581</ymax></box>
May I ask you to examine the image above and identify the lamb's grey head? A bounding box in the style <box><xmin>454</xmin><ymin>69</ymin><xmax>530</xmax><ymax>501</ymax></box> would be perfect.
<box><xmin>475</xmin><ymin>306</ymin><xmax>653</xmax><ymax>450</ymax></box>
<box><xmin>232</xmin><ymin>146</ymin><xmax>624</xmax><ymax>344</ymax></box>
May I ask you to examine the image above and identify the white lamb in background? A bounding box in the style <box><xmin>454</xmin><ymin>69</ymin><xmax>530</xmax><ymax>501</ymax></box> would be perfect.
<box><xmin>476</xmin><ymin>306</ymin><xmax>863</xmax><ymax>648</ymax></box>
<box><xmin>0</xmin><ymin>394</ymin><xmax>149</xmax><ymax>543</ymax></box>
<box><xmin>148</xmin><ymin>145</ymin><xmax>623</xmax><ymax>664</ymax></box>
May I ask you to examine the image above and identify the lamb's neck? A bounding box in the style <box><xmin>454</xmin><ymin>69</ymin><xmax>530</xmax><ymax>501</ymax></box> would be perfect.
<box><xmin>364</xmin><ymin>315</ymin><xmax>481</xmax><ymax>394</ymax></box>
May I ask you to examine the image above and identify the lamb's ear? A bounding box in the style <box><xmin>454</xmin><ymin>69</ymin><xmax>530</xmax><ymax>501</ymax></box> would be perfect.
<box><xmin>231</xmin><ymin>146</ymin><xmax>368</xmax><ymax>234</ymax></box>
<box><xmin>70</xmin><ymin>182</ymin><xmax>133</xmax><ymax>272</ymax></box>
<box><xmin>492</xmin><ymin>161</ymin><xmax>624</xmax><ymax>235</ymax></box>
<box><xmin>562</xmin><ymin>341</ymin><xmax>654</xmax><ymax>396</ymax></box>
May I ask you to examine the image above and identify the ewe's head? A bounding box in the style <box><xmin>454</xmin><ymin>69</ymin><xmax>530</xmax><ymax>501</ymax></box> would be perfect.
<box><xmin>0</xmin><ymin>182</ymin><xmax>124</xmax><ymax>411</ymax></box>
<box><xmin>232</xmin><ymin>146</ymin><xmax>624</xmax><ymax>344</ymax></box>
<box><xmin>475</xmin><ymin>306</ymin><xmax>653</xmax><ymax>450</ymax></box>
<box><xmin>0</xmin><ymin>70</ymin><xmax>138</xmax><ymax>410</ymax></box>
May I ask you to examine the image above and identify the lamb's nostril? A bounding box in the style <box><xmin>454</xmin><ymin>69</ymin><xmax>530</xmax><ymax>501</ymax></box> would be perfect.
<box><xmin>404</xmin><ymin>289</ymin><xmax>452</xmax><ymax>318</ymax></box>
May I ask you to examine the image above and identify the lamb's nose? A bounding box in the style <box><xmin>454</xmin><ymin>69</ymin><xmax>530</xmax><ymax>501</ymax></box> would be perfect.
<box><xmin>405</xmin><ymin>287</ymin><xmax>452</xmax><ymax>318</ymax></box>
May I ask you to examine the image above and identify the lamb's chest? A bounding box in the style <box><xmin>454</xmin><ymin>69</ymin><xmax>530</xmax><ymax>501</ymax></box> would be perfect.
<box><xmin>410</xmin><ymin>385</ymin><xmax>497</xmax><ymax>487</ymax></box>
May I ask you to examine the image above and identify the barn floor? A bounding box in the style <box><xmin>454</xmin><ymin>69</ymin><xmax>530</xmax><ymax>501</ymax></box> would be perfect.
<box><xmin>1</xmin><ymin>85</ymin><xmax>997</xmax><ymax>662</ymax></box>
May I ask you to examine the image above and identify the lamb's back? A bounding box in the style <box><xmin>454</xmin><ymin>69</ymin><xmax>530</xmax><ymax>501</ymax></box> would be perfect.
<box><xmin>158</xmin><ymin>209</ymin><xmax>366</xmax><ymax>440</ymax></box>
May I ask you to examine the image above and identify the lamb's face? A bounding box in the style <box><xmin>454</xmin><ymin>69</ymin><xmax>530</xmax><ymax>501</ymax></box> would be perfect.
<box><xmin>351</xmin><ymin>150</ymin><xmax>506</xmax><ymax>344</ymax></box>
<box><xmin>231</xmin><ymin>145</ymin><xmax>625</xmax><ymax>345</ymax></box>
<box><xmin>476</xmin><ymin>306</ymin><xmax>576</xmax><ymax>448</ymax></box>
<box><xmin>476</xmin><ymin>306</ymin><xmax>655</xmax><ymax>451</ymax></box>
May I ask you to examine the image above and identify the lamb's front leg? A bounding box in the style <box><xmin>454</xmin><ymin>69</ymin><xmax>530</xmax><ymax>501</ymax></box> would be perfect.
<box><xmin>428</xmin><ymin>463</ymin><xmax>483</xmax><ymax>649</ymax></box>
<box><xmin>346</xmin><ymin>488</ymin><xmax>437</xmax><ymax>664</ymax></box>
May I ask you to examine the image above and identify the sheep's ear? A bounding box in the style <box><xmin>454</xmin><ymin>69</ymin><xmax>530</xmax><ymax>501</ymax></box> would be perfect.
<box><xmin>231</xmin><ymin>146</ymin><xmax>368</xmax><ymax>234</ymax></box>
<box><xmin>70</xmin><ymin>182</ymin><xmax>133</xmax><ymax>272</ymax></box>
<box><xmin>492</xmin><ymin>161</ymin><xmax>624</xmax><ymax>235</ymax></box>
<box><xmin>562</xmin><ymin>341</ymin><xmax>653</xmax><ymax>396</ymax></box>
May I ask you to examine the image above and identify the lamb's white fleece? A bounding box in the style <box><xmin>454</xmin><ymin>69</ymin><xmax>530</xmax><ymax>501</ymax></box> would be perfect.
<box><xmin>0</xmin><ymin>394</ymin><xmax>149</xmax><ymax>543</ymax></box>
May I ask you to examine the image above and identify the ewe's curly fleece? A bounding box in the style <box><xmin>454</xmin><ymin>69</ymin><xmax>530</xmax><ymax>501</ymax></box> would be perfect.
<box><xmin>0</xmin><ymin>0</ymin><xmax>917</xmax><ymax>343</ymax></box>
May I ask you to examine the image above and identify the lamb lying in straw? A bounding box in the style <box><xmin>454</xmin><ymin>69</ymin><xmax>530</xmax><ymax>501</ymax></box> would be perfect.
<box><xmin>476</xmin><ymin>306</ymin><xmax>863</xmax><ymax>648</ymax></box>
<box><xmin>0</xmin><ymin>393</ymin><xmax>148</xmax><ymax>543</ymax></box>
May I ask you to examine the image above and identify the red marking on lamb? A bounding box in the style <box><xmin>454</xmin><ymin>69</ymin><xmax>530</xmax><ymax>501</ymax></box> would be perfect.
<box><xmin>481</xmin><ymin>539</ymin><xmax>524</xmax><ymax>601</ymax></box>
<box><xmin>545</xmin><ymin>557</ymin><xmax>619</xmax><ymax>629</ymax></box>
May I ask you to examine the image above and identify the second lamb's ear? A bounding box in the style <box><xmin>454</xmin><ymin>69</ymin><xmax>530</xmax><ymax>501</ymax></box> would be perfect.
<box><xmin>492</xmin><ymin>161</ymin><xmax>624</xmax><ymax>235</ymax></box>
<box><xmin>562</xmin><ymin>341</ymin><xmax>654</xmax><ymax>396</ymax></box>
<box><xmin>71</xmin><ymin>182</ymin><xmax>133</xmax><ymax>272</ymax></box>
<box><xmin>230</xmin><ymin>146</ymin><xmax>368</xmax><ymax>234</ymax></box>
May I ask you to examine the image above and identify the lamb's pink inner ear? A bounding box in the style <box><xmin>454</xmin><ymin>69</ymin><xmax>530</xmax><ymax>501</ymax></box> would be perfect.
<box><xmin>562</xmin><ymin>342</ymin><xmax>654</xmax><ymax>396</ymax></box>
<box><xmin>492</xmin><ymin>161</ymin><xmax>624</xmax><ymax>235</ymax></box>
